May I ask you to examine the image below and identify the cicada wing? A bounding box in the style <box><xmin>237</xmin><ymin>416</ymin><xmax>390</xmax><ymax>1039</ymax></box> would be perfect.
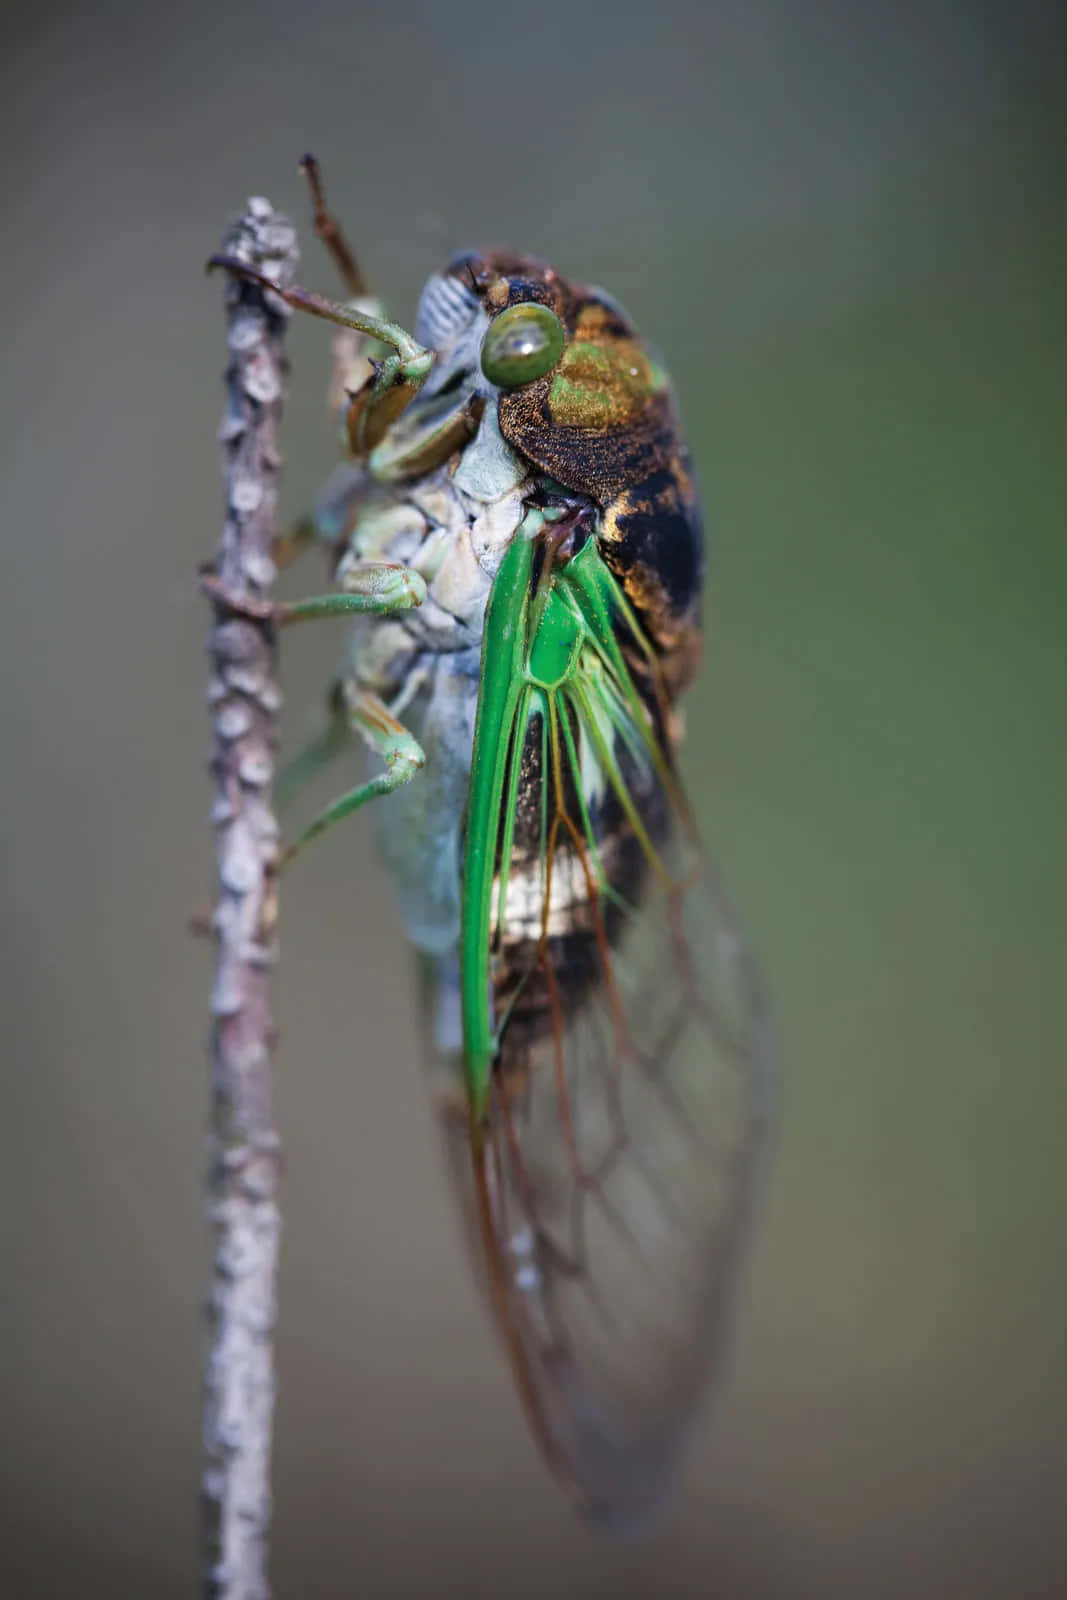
<box><xmin>418</xmin><ymin>542</ymin><xmax>776</xmax><ymax>1529</ymax></box>
<box><xmin>473</xmin><ymin>820</ymin><xmax>776</xmax><ymax>1531</ymax></box>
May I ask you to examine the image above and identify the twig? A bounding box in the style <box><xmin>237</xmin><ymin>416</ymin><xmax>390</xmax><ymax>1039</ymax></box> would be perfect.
<box><xmin>202</xmin><ymin>197</ymin><xmax>298</xmax><ymax>1600</ymax></box>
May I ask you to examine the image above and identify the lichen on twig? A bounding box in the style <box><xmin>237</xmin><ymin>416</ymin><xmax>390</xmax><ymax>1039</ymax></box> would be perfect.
<box><xmin>202</xmin><ymin>197</ymin><xmax>298</xmax><ymax>1600</ymax></box>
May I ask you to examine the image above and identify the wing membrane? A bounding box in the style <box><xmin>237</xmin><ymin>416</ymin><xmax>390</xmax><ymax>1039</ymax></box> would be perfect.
<box><xmin>481</xmin><ymin>723</ymin><xmax>773</xmax><ymax>1528</ymax></box>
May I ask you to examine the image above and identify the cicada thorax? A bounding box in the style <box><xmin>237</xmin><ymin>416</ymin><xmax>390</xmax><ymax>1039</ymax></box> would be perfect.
<box><xmin>479</xmin><ymin>261</ymin><xmax>704</xmax><ymax>675</ymax></box>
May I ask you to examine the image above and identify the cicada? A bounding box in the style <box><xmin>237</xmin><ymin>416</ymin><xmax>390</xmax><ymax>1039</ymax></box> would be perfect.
<box><xmin>211</xmin><ymin>161</ymin><xmax>775</xmax><ymax>1532</ymax></box>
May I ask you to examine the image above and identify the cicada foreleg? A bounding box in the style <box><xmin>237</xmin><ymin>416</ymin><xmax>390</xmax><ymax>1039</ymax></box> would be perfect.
<box><xmin>206</xmin><ymin>254</ymin><xmax>434</xmax><ymax>456</ymax></box>
<box><xmin>280</xmin><ymin>686</ymin><xmax>425</xmax><ymax>870</ymax></box>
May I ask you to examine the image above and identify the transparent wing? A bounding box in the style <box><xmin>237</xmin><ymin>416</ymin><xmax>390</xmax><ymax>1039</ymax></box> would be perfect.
<box><xmin>429</xmin><ymin>657</ymin><xmax>776</xmax><ymax>1531</ymax></box>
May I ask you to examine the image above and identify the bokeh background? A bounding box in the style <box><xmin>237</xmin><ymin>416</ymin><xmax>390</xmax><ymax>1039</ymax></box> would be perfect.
<box><xmin>3</xmin><ymin>2</ymin><xmax>1064</xmax><ymax>1595</ymax></box>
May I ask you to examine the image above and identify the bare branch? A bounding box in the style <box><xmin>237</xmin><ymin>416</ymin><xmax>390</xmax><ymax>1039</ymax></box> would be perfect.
<box><xmin>202</xmin><ymin>197</ymin><xmax>298</xmax><ymax>1600</ymax></box>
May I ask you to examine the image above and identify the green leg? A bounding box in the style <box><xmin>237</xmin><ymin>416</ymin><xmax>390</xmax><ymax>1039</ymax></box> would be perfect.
<box><xmin>281</xmin><ymin>688</ymin><xmax>425</xmax><ymax>868</ymax></box>
<box><xmin>207</xmin><ymin>254</ymin><xmax>434</xmax><ymax>454</ymax></box>
<box><xmin>279</xmin><ymin>561</ymin><xmax>426</xmax><ymax>625</ymax></box>
<box><xmin>201</xmin><ymin>559</ymin><xmax>426</xmax><ymax>624</ymax></box>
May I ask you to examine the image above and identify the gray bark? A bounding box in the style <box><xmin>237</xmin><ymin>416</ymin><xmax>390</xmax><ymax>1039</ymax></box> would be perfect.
<box><xmin>202</xmin><ymin>198</ymin><xmax>298</xmax><ymax>1600</ymax></box>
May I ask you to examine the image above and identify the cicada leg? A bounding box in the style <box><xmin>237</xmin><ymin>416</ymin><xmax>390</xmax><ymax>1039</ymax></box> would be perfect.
<box><xmin>280</xmin><ymin>686</ymin><xmax>425</xmax><ymax>869</ymax></box>
<box><xmin>279</xmin><ymin>558</ymin><xmax>427</xmax><ymax>624</ymax></box>
<box><xmin>206</xmin><ymin>252</ymin><xmax>433</xmax><ymax>454</ymax></box>
<box><xmin>201</xmin><ymin>558</ymin><xmax>426</xmax><ymax>626</ymax></box>
<box><xmin>298</xmin><ymin>153</ymin><xmax>366</xmax><ymax>297</ymax></box>
<box><xmin>202</xmin><ymin>544</ymin><xmax>429</xmax><ymax>851</ymax></box>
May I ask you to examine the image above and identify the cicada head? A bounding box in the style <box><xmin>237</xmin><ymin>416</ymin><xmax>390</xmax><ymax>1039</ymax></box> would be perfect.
<box><xmin>470</xmin><ymin>252</ymin><xmax>678</xmax><ymax>509</ymax></box>
<box><xmin>370</xmin><ymin>251</ymin><xmax>673</xmax><ymax>500</ymax></box>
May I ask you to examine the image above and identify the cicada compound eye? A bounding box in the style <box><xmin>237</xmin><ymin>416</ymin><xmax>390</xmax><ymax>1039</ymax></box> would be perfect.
<box><xmin>480</xmin><ymin>302</ymin><xmax>565</xmax><ymax>388</ymax></box>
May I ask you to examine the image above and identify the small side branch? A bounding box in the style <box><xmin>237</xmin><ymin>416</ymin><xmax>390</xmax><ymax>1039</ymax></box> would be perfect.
<box><xmin>202</xmin><ymin>197</ymin><xmax>298</xmax><ymax>1600</ymax></box>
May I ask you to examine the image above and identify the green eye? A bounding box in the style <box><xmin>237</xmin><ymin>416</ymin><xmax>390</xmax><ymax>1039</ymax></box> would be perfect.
<box><xmin>480</xmin><ymin>303</ymin><xmax>565</xmax><ymax>388</ymax></box>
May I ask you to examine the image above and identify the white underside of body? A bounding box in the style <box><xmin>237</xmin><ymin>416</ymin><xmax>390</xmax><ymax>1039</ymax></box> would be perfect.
<box><xmin>314</xmin><ymin>402</ymin><xmax>536</xmax><ymax>960</ymax></box>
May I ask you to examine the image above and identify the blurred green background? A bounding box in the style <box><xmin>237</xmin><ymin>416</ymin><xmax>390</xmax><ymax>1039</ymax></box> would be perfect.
<box><xmin>3</xmin><ymin>3</ymin><xmax>1064</xmax><ymax>1595</ymax></box>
